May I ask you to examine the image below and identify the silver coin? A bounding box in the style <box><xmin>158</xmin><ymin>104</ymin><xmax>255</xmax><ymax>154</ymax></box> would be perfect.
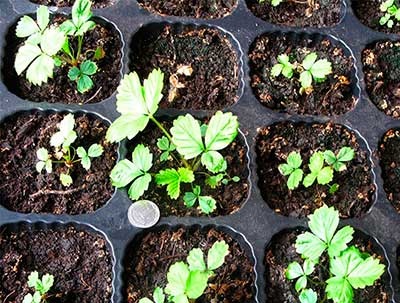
<box><xmin>127</xmin><ymin>200</ymin><xmax>160</xmax><ymax>228</ymax></box>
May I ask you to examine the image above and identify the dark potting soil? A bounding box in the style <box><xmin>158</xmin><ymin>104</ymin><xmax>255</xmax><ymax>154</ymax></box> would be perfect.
<box><xmin>0</xmin><ymin>225</ymin><xmax>113</xmax><ymax>303</ymax></box>
<box><xmin>127</xmin><ymin>119</ymin><xmax>249</xmax><ymax>217</ymax></box>
<box><xmin>2</xmin><ymin>15</ymin><xmax>122</xmax><ymax>104</ymax></box>
<box><xmin>362</xmin><ymin>40</ymin><xmax>400</xmax><ymax>119</ymax></box>
<box><xmin>246</xmin><ymin>0</ymin><xmax>341</xmax><ymax>27</ymax></box>
<box><xmin>29</xmin><ymin>0</ymin><xmax>115</xmax><ymax>8</ymax></box>
<box><xmin>352</xmin><ymin>0</ymin><xmax>400</xmax><ymax>34</ymax></box>
<box><xmin>379</xmin><ymin>128</ymin><xmax>400</xmax><ymax>213</ymax></box>
<box><xmin>255</xmin><ymin>122</ymin><xmax>375</xmax><ymax>218</ymax></box>
<box><xmin>0</xmin><ymin>111</ymin><xmax>117</xmax><ymax>215</ymax></box>
<box><xmin>249</xmin><ymin>33</ymin><xmax>356</xmax><ymax>116</ymax></box>
<box><xmin>137</xmin><ymin>0</ymin><xmax>237</xmax><ymax>19</ymax></box>
<box><xmin>264</xmin><ymin>229</ymin><xmax>390</xmax><ymax>303</ymax></box>
<box><xmin>129</xmin><ymin>25</ymin><xmax>239</xmax><ymax>110</ymax></box>
<box><xmin>124</xmin><ymin>227</ymin><xmax>255</xmax><ymax>303</ymax></box>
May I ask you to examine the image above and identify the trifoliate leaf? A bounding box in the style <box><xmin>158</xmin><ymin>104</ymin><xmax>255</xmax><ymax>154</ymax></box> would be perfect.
<box><xmin>155</xmin><ymin>168</ymin><xmax>194</xmax><ymax>199</ymax></box>
<box><xmin>207</xmin><ymin>240</ymin><xmax>229</xmax><ymax>271</ymax></box>
<box><xmin>171</xmin><ymin>114</ymin><xmax>204</xmax><ymax>159</ymax></box>
<box><xmin>128</xmin><ymin>173</ymin><xmax>152</xmax><ymax>200</ymax></box>
<box><xmin>198</xmin><ymin>196</ymin><xmax>216</xmax><ymax>214</ymax></box>
<box><xmin>187</xmin><ymin>248</ymin><xmax>206</xmax><ymax>271</ymax></box>
<box><xmin>308</xmin><ymin>204</ymin><xmax>339</xmax><ymax>243</ymax></box>
<box><xmin>60</xmin><ymin>173</ymin><xmax>73</xmax><ymax>186</ymax></box>
<box><xmin>295</xmin><ymin>232</ymin><xmax>326</xmax><ymax>262</ymax></box>
<box><xmin>205</xmin><ymin>173</ymin><xmax>224</xmax><ymax>189</ymax></box>
<box><xmin>185</xmin><ymin>271</ymin><xmax>209</xmax><ymax>299</ymax></box>
<box><xmin>204</xmin><ymin>111</ymin><xmax>238</xmax><ymax>151</ymax></box>
<box><xmin>165</xmin><ymin>262</ymin><xmax>189</xmax><ymax>296</ymax></box>
<box><xmin>88</xmin><ymin>143</ymin><xmax>104</xmax><ymax>158</ymax></box>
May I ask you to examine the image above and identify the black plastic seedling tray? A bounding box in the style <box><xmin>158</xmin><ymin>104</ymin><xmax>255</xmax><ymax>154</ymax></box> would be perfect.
<box><xmin>0</xmin><ymin>0</ymin><xmax>400</xmax><ymax>302</ymax></box>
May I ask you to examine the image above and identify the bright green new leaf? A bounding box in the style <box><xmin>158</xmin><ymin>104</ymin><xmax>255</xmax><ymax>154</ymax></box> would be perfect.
<box><xmin>88</xmin><ymin>143</ymin><xmax>104</xmax><ymax>157</ymax></box>
<box><xmin>310</xmin><ymin>59</ymin><xmax>332</xmax><ymax>79</ymax></box>
<box><xmin>139</xmin><ymin>299</ymin><xmax>153</xmax><ymax>303</ymax></box>
<box><xmin>155</xmin><ymin>168</ymin><xmax>194</xmax><ymax>199</ymax></box>
<box><xmin>60</xmin><ymin>173</ymin><xmax>73</xmax><ymax>186</ymax></box>
<box><xmin>201</xmin><ymin>151</ymin><xmax>227</xmax><ymax>173</ymax></box>
<box><xmin>110</xmin><ymin>159</ymin><xmax>142</xmax><ymax>187</ymax></box>
<box><xmin>128</xmin><ymin>173</ymin><xmax>152</xmax><ymax>200</ymax></box>
<box><xmin>185</xmin><ymin>271</ymin><xmax>209</xmax><ymax>299</ymax></box>
<box><xmin>204</xmin><ymin>111</ymin><xmax>238</xmax><ymax>151</ymax></box>
<box><xmin>302</xmin><ymin>53</ymin><xmax>318</xmax><ymax>70</ymax></box>
<box><xmin>286</xmin><ymin>262</ymin><xmax>303</xmax><ymax>280</ymax></box>
<box><xmin>279</xmin><ymin>151</ymin><xmax>304</xmax><ymax>190</ymax></box>
<box><xmin>50</xmin><ymin>114</ymin><xmax>77</xmax><ymax>148</ymax></box>
<box><xmin>106</xmin><ymin>115</ymin><xmax>149</xmax><ymax>143</ymax></box>
<box><xmin>153</xmin><ymin>287</ymin><xmax>165</xmax><ymax>303</ymax></box>
<box><xmin>165</xmin><ymin>262</ymin><xmax>190</xmax><ymax>297</ymax></box>
<box><xmin>198</xmin><ymin>196</ymin><xmax>217</xmax><ymax>214</ymax></box>
<box><xmin>326</xmin><ymin>276</ymin><xmax>354</xmax><ymax>303</ymax></box>
<box><xmin>299</xmin><ymin>71</ymin><xmax>313</xmax><ymax>89</ymax></box>
<box><xmin>207</xmin><ymin>240</ymin><xmax>229</xmax><ymax>271</ymax></box>
<box><xmin>171</xmin><ymin>114</ymin><xmax>204</xmax><ymax>159</ymax></box>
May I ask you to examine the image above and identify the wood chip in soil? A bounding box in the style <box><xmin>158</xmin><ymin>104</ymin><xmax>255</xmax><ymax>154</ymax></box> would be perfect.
<box><xmin>2</xmin><ymin>15</ymin><xmax>122</xmax><ymax>104</ymax></box>
<box><xmin>379</xmin><ymin>128</ymin><xmax>400</xmax><ymax>213</ymax></box>
<box><xmin>137</xmin><ymin>0</ymin><xmax>237</xmax><ymax>18</ymax></box>
<box><xmin>0</xmin><ymin>225</ymin><xmax>113</xmax><ymax>303</ymax></box>
<box><xmin>265</xmin><ymin>229</ymin><xmax>390</xmax><ymax>303</ymax></box>
<box><xmin>362</xmin><ymin>40</ymin><xmax>400</xmax><ymax>119</ymax></box>
<box><xmin>246</xmin><ymin>0</ymin><xmax>341</xmax><ymax>27</ymax></box>
<box><xmin>129</xmin><ymin>24</ymin><xmax>239</xmax><ymax>110</ymax></box>
<box><xmin>255</xmin><ymin>122</ymin><xmax>375</xmax><ymax>218</ymax></box>
<box><xmin>352</xmin><ymin>0</ymin><xmax>400</xmax><ymax>34</ymax></box>
<box><xmin>29</xmin><ymin>0</ymin><xmax>115</xmax><ymax>8</ymax></box>
<box><xmin>127</xmin><ymin>119</ymin><xmax>249</xmax><ymax>217</ymax></box>
<box><xmin>249</xmin><ymin>33</ymin><xmax>356</xmax><ymax>116</ymax></box>
<box><xmin>0</xmin><ymin>111</ymin><xmax>117</xmax><ymax>215</ymax></box>
<box><xmin>124</xmin><ymin>227</ymin><xmax>256</xmax><ymax>303</ymax></box>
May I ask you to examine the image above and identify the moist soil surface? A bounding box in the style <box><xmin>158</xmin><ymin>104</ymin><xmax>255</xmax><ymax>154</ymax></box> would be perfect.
<box><xmin>125</xmin><ymin>227</ymin><xmax>255</xmax><ymax>303</ymax></box>
<box><xmin>255</xmin><ymin>122</ymin><xmax>375</xmax><ymax>218</ymax></box>
<box><xmin>128</xmin><ymin>119</ymin><xmax>249</xmax><ymax>217</ymax></box>
<box><xmin>0</xmin><ymin>111</ymin><xmax>117</xmax><ymax>215</ymax></box>
<box><xmin>3</xmin><ymin>15</ymin><xmax>122</xmax><ymax>104</ymax></box>
<box><xmin>362</xmin><ymin>40</ymin><xmax>400</xmax><ymax>118</ymax></box>
<box><xmin>0</xmin><ymin>225</ymin><xmax>113</xmax><ymax>303</ymax></box>
<box><xmin>29</xmin><ymin>0</ymin><xmax>115</xmax><ymax>8</ymax></box>
<box><xmin>379</xmin><ymin>128</ymin><xmax>400</xmax><ymax>213</ymax></box>
<box><xmin>129</xmin><ymin>25</ymin><xmax>239</xmax><ymax>110</ymax></box>
<box><xmin>265</xmin><ymin>229</ymin><xmax>390</xmax><ymax>303</ymax></box>
<box><xmin>137</xmin><ymin>0</ymin><xmax>237</xmax><ymax>18</ymax></box>
<box><xmin>352</xmin><ymin>0</ymin><xmax>400</xmax><ymax>34</ymax></box>
<box><xmin>249</xmin><ymin>33</ymin><xmax>356</xmax><ymax>116</ymax></box>
<box><xmin>246</xmin><ymin>0</ymin><xmax>341</xmax><ymax>27</ymax></box>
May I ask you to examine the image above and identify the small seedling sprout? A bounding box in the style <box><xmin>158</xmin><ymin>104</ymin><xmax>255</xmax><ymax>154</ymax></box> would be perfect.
<box><xmin>23</xmin><ymin>271</ymin><xmax>54</xmax><ymax>303</ymax></box>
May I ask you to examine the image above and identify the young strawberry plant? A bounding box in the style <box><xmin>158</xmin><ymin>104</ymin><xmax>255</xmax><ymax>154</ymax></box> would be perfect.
<box><xmin>278</xmin><ymin>147</ymin><xmax>354</xmax><ymax>192</ymax></box>
<box><xmin>36</xmin><ymin>113</ymin><xmax>104</xmax><ymax>187</ymax></box>
<box><xmin>107</xmin><ymin>69</ymin><xmax>241</xmax><ymax>214</ymax></box>
<box><xmin>14</xmin><ymin>0</ymin><xmax>104</xmax><ymax>93</ymax></box>
<box><xmin>23</xmin><ymin>271</ymin><xmax>54</xmax><ymax>303</ymax></box>
<box><xmin>271</xmin><ymin>52</ymin><xmax>332</xmax><ymax>94</ymax></box>
<box><xmin>139</xmin><ymin>241</ymin><xmax>229</xmax><ymax>303</ymax></box>
<box><xmin>380</xmin><ymin>0</ymin><xmax>400</xmax><ymax>28</ymax></box>
<box><xmin>286</xmin><ymin>205</ymin><xmax>385</xmax><ymax>303</ymax></box>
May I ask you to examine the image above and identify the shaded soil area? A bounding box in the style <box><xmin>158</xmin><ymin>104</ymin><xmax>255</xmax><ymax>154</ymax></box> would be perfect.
<box><xmin>0</xmin><ymin>225</ymin><xmax>113</xmax><ymax>303</ymax></box>
<box><xmin>2</xmin><ymin>15</ymin><xmax>122</xmax><ymax>104</ymax></box>
<box><xmin>125</xmin><ymin>227</ymin><xmax>256</xmax><ymax>303</ymax></box>
<box><xmin>0</xmin><ymin>111</ymin><xmax>117</xmax><ymax>215</ymax></box>
<box><xmin>129</xmin><ymin>24</ymin><xmax>239</xmax><ymax>110</ymax></box>
<box><xmin>265</xmin><ymin>229</ymin><xmax>390</xmax><ymax>303</ymax></box>
<box><xmin>255</xmin><ymin>122</ymin><xmax>375</xmax><ymax>218</ymax></box>
<box><xmin>29</xmin><ymin>0</ymin><xmax>115</xmax><ymax>8</ymax></box>
<box><xmin>352</xmin><ymin>0</ymin><xmax>400</xmax><ymax>34</ymax></box>
<box><xmin>362</xmin><ymin>40</ymin><xmax>400</xmax><ymax>118</ymax></box>
<box><xmin>246</xmin><ymin>0</ymin><xmax>342</xmax><ymax>27</ymax></box>
<box><xmin>379</xmin><ymin>128</ymin><xmax>400</xmax><ymax>213</ymax></box>
<box><xmin>137</xmin><ymin>0</ymin><xmax>237</xmax><ymax>18</ymax></box>
<box><xmin>249</xmin><ymin>33</ymin><xmax>356</xmax><ymax>116</ymax></box>
<box><xmin>127</xmin><ymin>118</ymin><xmax>249</xmax><ymax>217</ymax></box>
